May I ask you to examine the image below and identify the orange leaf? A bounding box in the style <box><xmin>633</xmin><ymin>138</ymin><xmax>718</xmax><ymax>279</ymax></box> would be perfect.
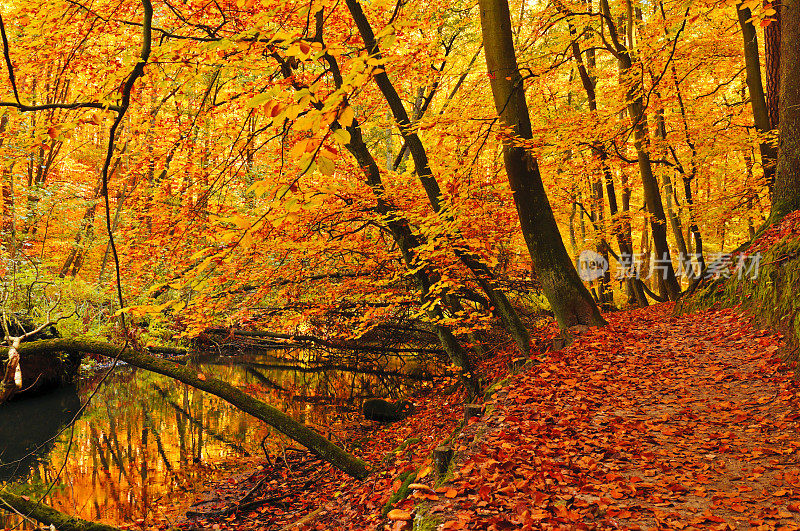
<box><xmin>387</xmin><ymin>509</ymin><xmax>412</xmax><ymax>521</ymax></box>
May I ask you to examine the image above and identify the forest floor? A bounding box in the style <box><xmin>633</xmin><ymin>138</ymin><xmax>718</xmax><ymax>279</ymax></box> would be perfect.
<box><xmin>177</xmin><ymin>304</ymin><xmax>800</xmax><ymax>531</ymax></box>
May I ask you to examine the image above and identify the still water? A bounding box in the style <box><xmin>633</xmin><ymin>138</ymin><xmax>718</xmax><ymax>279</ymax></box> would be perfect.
<box><xmin>0</xmin><ymin>352</ymin><xmax>421</xmax><ymax>527</ymax></box>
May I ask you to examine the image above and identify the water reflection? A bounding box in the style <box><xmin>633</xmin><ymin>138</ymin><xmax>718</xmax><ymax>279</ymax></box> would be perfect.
<box><xmin>0</xmin><ymin>384</ymin><xmax>81</xmax><ymax>482</ymax></box>
<box><xmin>0</xmin><ymin>352</ymin><xmax>424</xmax><ymax>528</ymax></box>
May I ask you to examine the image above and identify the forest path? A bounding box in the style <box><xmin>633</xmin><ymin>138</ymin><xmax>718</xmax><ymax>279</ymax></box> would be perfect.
<box><xmin>432</xmin><ymin>304</ymin><xmax>800</xmax><ymax>530</ymax></box>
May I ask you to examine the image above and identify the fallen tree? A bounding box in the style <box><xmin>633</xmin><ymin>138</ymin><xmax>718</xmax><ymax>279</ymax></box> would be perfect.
<box><xmin>0</xmin><ymin>338</ymin><xmax>369</xmax><ymax>479</ymax></box>
<box><xmin>0</xmin><ymin>488</ymin><xmax>122</xmax><ymax>531</ymax></box>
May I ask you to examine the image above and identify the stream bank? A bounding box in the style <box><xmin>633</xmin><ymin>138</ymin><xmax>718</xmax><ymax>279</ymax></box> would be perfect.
<box><xmin>171</xmin><ymin>305</ymin><xmax>800</xmax><ymax>530</ymax></box>
<box><xmin>1</xmin><ymin>349</ymin><xmax>428</xmax><ymax>529</ymax></box>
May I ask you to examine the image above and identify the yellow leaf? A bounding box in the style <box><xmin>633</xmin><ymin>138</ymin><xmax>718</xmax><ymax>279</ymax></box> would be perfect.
<box><xmin>290</xmin><ymin>138</ymin><xmax>309</xmax><ymax>159</ymax></box>
<box><xmin>339</xmin><ymin>106</ymin><xmax>355</xmax><ymax>128</ymax></box>
<box><xmin>246</xmin><ymin>93</ymin><xmax>271</xmax><ymax>108</ymax></box>
<box><xmin>332</xmin><ymin>128</ymin><xmax>351</xmax><ymax>145</ymax></box>
<box><xmin>317</xmin><ymin>155</ymin><xmax>335</xmax><ymax>175</ymax></box>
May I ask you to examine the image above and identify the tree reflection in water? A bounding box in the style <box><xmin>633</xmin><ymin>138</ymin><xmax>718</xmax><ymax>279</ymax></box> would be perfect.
<box><xmin>0</xmin><ymin>352</ymin><xmax>426</xmax><ymax>529</ymax></box>
<box><xmin>0</xmin><ymin>384</ymin><xmax>81</xmax><ymax>483</ymax></box>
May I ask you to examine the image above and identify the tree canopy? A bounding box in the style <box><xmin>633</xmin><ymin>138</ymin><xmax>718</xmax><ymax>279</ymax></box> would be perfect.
<box><xmin>0</xmin><ymin>0</ymin><xmax>792</xmax><ymax>361</ymax></box>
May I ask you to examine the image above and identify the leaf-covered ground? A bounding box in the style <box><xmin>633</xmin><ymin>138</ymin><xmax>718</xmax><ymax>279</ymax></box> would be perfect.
<box><xmin>178</xmin><ymin>304</ymin><xmax>800</xmax><ymax>530</ymax></box>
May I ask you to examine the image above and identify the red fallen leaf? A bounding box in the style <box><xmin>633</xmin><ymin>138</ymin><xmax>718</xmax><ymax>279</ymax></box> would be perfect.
<box><xmin>444</xmin><ymin>488</ymin><xmax>458</xmax><ymax>498</ymax></box>
<box><xmin>197</xmin><ymin>372</ymin><xmax>206</xmax><ymax>380</ymax></box>
<box><xmin>667</xmin><ymin>483</ymin><xmax>689</xmax><ymax>493</ymax></box>
<box><xmin>787</xmin><ymin>503</ymin><xmax>800</xmax><ymax>512</ymax></box>
<box><xmin>408</xmin><ymin>483</ymin><xmax>434</xmax><ymax>493</ymax></box>
<box><xmin>441</xmin><ymin>520</ymin><xmax>465</xmax><ymax>530</ymax></box>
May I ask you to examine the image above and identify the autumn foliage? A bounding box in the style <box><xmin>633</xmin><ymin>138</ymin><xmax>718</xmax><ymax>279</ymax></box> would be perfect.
<box><xmin>0</xmin><ymin>0</ymin><xmax>784</xmax><ymax>342</ymax></box>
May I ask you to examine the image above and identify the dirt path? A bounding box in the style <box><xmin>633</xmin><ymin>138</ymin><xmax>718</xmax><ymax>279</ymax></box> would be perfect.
<box><xmin>430</xmin><ymin>304</ymin><xmax>800</xmax><ymax>530</ymax></box>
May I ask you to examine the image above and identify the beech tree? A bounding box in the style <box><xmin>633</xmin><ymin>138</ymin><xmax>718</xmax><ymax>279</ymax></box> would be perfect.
<box><xmin>770</xmin><ymin>0</ymin><xmax>800</xmax><ymax>221</ymax></box>
<box><xmin>737</xmin><ymin>2</ymin><xmax>778</xmax><ymax>192</ymax></box>
<box><xmin>478</xmin><ymin>0</ymin><xmax>606</xmax><ymax>328</ymax></box>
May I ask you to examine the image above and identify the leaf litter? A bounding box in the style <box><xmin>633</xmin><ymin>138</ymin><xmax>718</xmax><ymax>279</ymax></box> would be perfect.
<box><xmin>176</xmin><ymin>304</ymin><xmax>800</xmax><ymax>530</ymax></box>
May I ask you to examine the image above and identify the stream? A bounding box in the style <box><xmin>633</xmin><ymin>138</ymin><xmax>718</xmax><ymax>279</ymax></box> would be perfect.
<box><xmin>0</xmin><ymin>350</ymin><xmax>424</xmax><ymax>528</ymax></box>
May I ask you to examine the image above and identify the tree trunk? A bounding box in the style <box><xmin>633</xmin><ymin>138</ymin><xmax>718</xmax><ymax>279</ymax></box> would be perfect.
<box><xmin>0</xmin><ymin>489</ymin><xmax>122</xmax><ymax>531</ymax></box>
<box><xmin>628</xmin><ymin>102</ymin><xmax>681</xmax><ymax>300</ymax></box>
<box><xmin>653</xmin><ymin>107</ymin><xmax>690</xmax><ymax>278</ymax></box>
<box><xmin>737</xmin><ymin>3</ymin><xmax>778</xmax><ymax>191</ymax></box>
<box><xmin>600</xmin><ymin>0</ymin><xmax>681</xmax><ymax>300</ymax></box>
<box><xmin>764</xmin><ymin>2</ymin><xmax>781</xmax><ymax>130</ymax></box>
<box><xmin>280</xmin><ymin>16</ymin><xmax>481</xmax><ymax>396</ymax></box>
<box><xmin>2</xmin><ymin>339</ymin><xmax>369</xmax><ymax>479</ymax></box>
<box><xmin>564</xmin><ymin>13</ymin><xmax>646</xmax><ymax>306</ymax></box>
<box><xmin>345</xmin><ymin>0</ymin><xmax>532</xmax><ymax>352</ymax></box>
<box><xmin>477</xmin><ymin>0</ymin><xmax>605</xmax><ymax>328</ymax></box>
<box><xmin>770</xmin><ymin>0</ymin><xmax>800</xmax><ymax>220</ymax></box>
<box><xmin>668</xmin><ymin>56</ymin><xmax>705</xmax><ymax>274</ymax></box>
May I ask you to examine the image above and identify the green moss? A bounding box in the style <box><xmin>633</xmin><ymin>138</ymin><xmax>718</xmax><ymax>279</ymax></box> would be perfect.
<box><xmin>679</xmin><ymin>238</ymin><xmax>800</xmax><ymax>363</ymax></box>
<box><xmin>383</xmin><ymin>437</ymin><xmax>421</xmax><ymax>463</ymax></box>
<box><xmin>413</xmin><ymin>509</ymin><xmax>443</xmax><ymax>530</ymax></box>
<box><xmin>381</xmin><ymin>469</ymin><xmax>417</xmax><ymax>516</ymax></box>
<box><xmin>434</xmin><ymin>448</ymin><xmax>459</xmax><ymax>486</ymax></box>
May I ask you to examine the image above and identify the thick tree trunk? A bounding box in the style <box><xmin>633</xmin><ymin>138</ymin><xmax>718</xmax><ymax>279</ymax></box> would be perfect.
<box><xmin>737</xmin><ymin>3</ymin><xmax>778</xmax><ymax>191</ymax></box>
<box><xmin>1</xmin><ymin>339</ymin><xmax>369</xmax><ymax>479</ymax></box>
<box><xmin>478</xmin><ymin>0</ymin><xmax>605</xmax><ymax>328</ymax></box>
<box><xmin>0</xmin><ymin>489</ymin><xmax>121</xmax><ymax>531</ymax></box>
<box><xmin>770</xmin><ymin>0</ymin><xmax>800</xmax><ymax>220</ymax></box>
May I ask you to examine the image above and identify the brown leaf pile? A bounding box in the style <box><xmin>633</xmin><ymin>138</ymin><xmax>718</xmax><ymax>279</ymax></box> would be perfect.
<box><xmin>178</xmin><ymin>304</ymin><xmax>800</xmax><ymax>531</ymax></box>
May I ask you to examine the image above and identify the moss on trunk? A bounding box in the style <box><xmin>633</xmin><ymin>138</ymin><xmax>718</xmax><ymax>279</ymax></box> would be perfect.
<box><xmin>0</xmin><ymin>488</ymin><xmax>121</xmax><ymax>531</ymax></box>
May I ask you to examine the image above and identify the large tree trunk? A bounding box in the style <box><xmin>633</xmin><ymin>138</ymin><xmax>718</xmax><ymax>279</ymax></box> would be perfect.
<box><xmin>477</xmin><ymin>0</ymin><xmax>606</xmax><ymax>328</ymax></box>
<box><xmin>770</xmin><ymin>0</ymin><xmax>800</xmax><ymax>221</ymax></box>
<box><xmin>1</xmin><ymin>339</ymin><xmax>369</xmax><ymax>479</ymax></box>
